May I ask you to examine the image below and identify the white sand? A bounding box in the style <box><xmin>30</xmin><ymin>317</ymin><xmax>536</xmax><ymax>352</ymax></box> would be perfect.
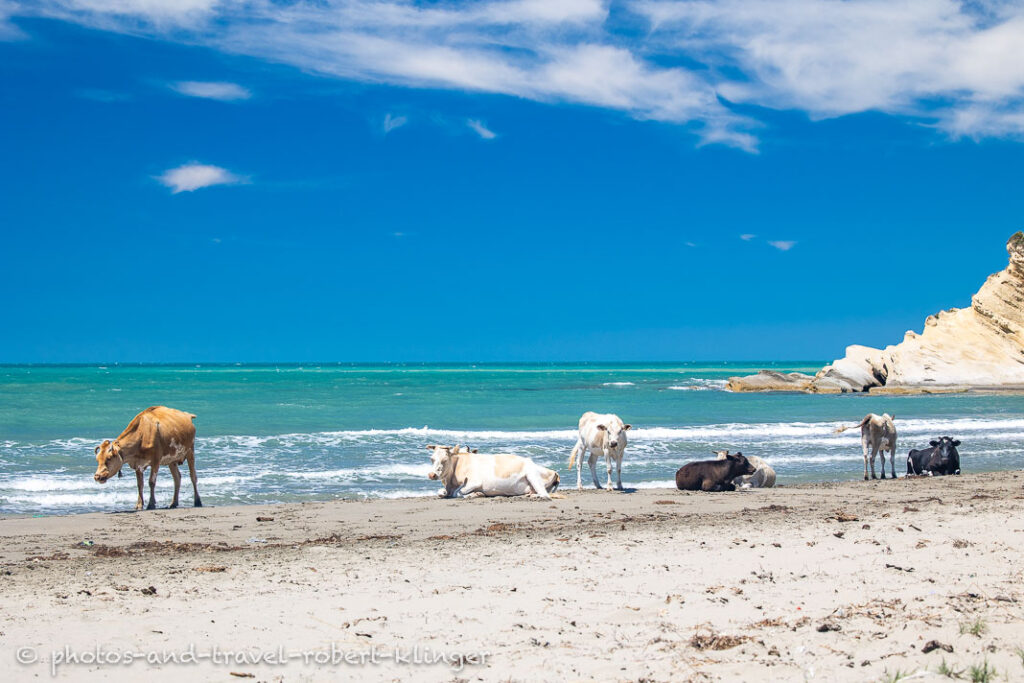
<box><xmin>2</xmin><ymin>473</ymin><xmax>1024</xmax><ymax>681</ymax></box>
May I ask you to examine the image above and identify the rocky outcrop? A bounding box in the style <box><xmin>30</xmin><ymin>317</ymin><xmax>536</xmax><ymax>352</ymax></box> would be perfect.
<box><xmin>727</xmin><ymin>232</ymin><xmax>1024</xmax><ymax>393</ymax></box>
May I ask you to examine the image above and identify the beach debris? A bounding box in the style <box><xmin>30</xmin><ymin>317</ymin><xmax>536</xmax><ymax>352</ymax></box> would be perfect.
<box><xmin>140</xmin><ymin>586</ymin><xmax>157</xmax><ymax>596</ymax></box>
<box><xmin>194</xmin><ymin>565</ymin><xmax>227</xmax><ymax>573</ymax></box>
<box><xmin>885</xmin><ymin>563</ymin><xmax>915</xmax><ymax>573</ymax></box>
<box><xmin>952</xmin><ymin>539</ymin><xmax>970</xmax><ymax>548</ymax></box>
<box><xmin>256</xmin><ymin>516</ymin><xmax>274</xmax><ymax>522</ymax></box>
<box><xmin>816</xmin><ymin>621</ymin><xmax>842</xmax><ymax>632</ymax></box>
<box><xmin>654</xmin><ymin>500</ymin><xmax>676</xmax><ymax>505</ymax></box>
<box><xmin>79</xmin><ymin>540</ymin><xmax>94</xmax><ymax>547</ymax></box>
<box><xmin>114</xmin><ymin>585</ymin><xmax>129</xmax><ymax>592</ymax></box>
<box><xmin>229</xmin><ymin>673</ymin><xmax>255</xmax><ymax>678</ymax></box>
<box><xmin>689</xmin><ymin>628</ymin><xmax>748</xmax><ymax>650</ymax></box>
<box><xmin>903</xmin><ymin>506</ymin><xmax>920</xmax><ymax>512</ymax></box>
<box><xmin>922</xmin><ymin>640</ymin><xmax>954</xmax><ymax>654</ymax></box>
<box><xmin>246</xmin><ymin>537</ymin><xmax>267</xmax><ymax>544</ymax></box>
<box><xmin>833</xmin><ymin>531</ymin><xmax>845</xmax><ymax>539</ymax></box>
<box><xmin>832</xmin><ymin>510</ymin><xmax>859</xmax><ymax>522</ymax></box>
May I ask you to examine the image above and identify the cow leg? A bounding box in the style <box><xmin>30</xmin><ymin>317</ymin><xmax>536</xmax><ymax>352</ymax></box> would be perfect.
<box><xmin>186</xmin><ymin>455</ymin><xmax>202</xmax><ymax>507</ymax></box>
<box><xmin>146</xmin><ymin>464</ymin><xmax>159</xmax><ymax>510</ymax></box>
<box><xmin>605</xmin><ymin>451</ymin><xmax>614</xmax><ymax>490</ymax></box>
<box><xmin>588</xmin><ymin>452</ymin><xmax>602</xmax><ymax>489</ymax></box>
<box><xmin>862</xmin><ymin>435</ymin><xmax>871</xmax><ymax>480</ymax></box>
<box><xmin>614</xmin><ymin>454</ymin><xmax>623</xmax><ymax>491</ymax></box>
<box><xmin>168</xmin><ymin>463</ymin><xmax>181</xmax><ymax>508</ymax></box>
<box><xmin>134</xmin><ymin>468</ymin><xmax>145</xmax><ymax>511</ymax></box>
<box><xmin>574</xmin><ymin>441</ymin><xmax>586</xmax><ymax>491</ymax></box>
<box><xmin>873</xmin><ymin>444</ymin><xmax>884</xmax><ymax>479</ymax></box>
<box><xmin>888</xmin><ymin>442</ymin><xmax>897</xmax><ymax>479</ymax></box>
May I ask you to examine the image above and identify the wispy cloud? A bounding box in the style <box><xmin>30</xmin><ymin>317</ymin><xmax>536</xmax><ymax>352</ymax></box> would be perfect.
<box><xmin>156</xmin><ymin>163</ymin><xmax>243</xmax><ymax>193</ymax></box>
<box><xmin>383</xmin><ymin>112</ymin><xmax>407</xmax><ymax>134</ymax></box>
<box><xmin>170</xmin><ymin>81</ymin><xmax>251</xmax><ymax>101</ymax></box>
<box><xmin>768</xmin><ymin>240</ymin><xmax>796</xmax><ymax>252</ymax></box>
<box><xmin>14</xmin><ymin>0</ymin><xmax>1024</xmax><ymax>144</ymax></box>
<box><xmin>740</xmin><ymin>233</ymin><xmax>756</xmax><ymax>241</ymax></box>
<box><xmin>467</xmin><ymin>118</ymin><xmax>497</xmax><ymax>139</ymax></box>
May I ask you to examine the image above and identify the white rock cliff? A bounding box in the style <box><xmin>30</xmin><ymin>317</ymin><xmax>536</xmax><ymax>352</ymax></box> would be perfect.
<box><xmin>727</xmin><ymin>232</ymin><xmax>1024</xmax><ymax>393</ymax></box>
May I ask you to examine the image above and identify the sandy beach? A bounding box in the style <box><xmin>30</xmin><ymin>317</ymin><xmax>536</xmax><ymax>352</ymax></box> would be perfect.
<box><xmin>2</xmin><ymin>473</ymin><xmax>1023</xmax><ymax>681</ymax></box>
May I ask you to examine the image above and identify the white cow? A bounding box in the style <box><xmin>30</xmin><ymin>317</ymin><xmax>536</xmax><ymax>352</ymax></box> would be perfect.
<box><xmin>426</xmin><ymin>445</ymin><xmax>559</xmax><ymax>499</ymax></box>
<box><xmin>713</xmin><ymin>450</ymin><xmax>776</xmax><ymax>488</ymax></box>
<box><xmin>568</xmin><ymin>411</ymin><xmax>631</xmax><ymax>491</ymax></box>
<box><xmin>834</xmin><ymin>413</ymin><xmax>898</xmax><ymax>480</ymax></box>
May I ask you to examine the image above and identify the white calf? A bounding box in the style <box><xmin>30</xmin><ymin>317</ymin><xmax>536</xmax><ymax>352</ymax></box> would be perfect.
<box><xmin>568</xmin><ymin>411</ymin><xmax>631</xmax><ymax>491</ymax></box>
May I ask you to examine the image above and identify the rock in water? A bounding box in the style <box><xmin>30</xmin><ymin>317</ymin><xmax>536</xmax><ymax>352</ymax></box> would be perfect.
<box><xmin>728</xmin><ymin>232</ymin><xmax>1024</xmax><ymax>394</ymax></box>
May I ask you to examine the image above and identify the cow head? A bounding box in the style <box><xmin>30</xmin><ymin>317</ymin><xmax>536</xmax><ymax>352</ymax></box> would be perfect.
<box><xmin>726</xmin><ymin>452</ymin><xmax>757</xmax><ymax>477</ymax></box>
<box><xmin>426</xmin><ymin>444</ymin><xmax>459</xmax><ymax>481</ymax></box>
<box><xmin>928</xmin><ymin>437</ymin><xmax>961</xmax><ymax>474</ymax></box>
<box><xmin>93</xmin><ymin>440</ymin><xmax>125</xmax><ymax>484</ymax></box>
<box><xmin>596</xmin><ymin>421</ymin><xmax>631</xmax><ymax>450</ymax></box>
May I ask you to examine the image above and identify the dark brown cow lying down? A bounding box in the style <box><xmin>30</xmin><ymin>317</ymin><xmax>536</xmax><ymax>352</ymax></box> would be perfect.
<box><xmin>676</xmin><ymin>453</ymin><xmax>757</xmax><ymax>491</ymax></box>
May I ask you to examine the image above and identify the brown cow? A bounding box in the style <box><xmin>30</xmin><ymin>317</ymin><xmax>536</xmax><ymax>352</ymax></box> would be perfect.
<box><xmin>675</xmin><ymin>453</ymin><xmax>756</xmax><ymax>491</ymax></box>
<box><xmin>94</xmin><ymin>406</ymin><xmax>202</xmax><ymax>510</ymax></box>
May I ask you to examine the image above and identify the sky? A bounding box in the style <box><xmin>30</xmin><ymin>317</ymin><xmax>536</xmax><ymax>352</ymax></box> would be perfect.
<box><xmin>2</xmin><ymin>0</ymin><xmax>1024</xmax><ymax>363</ymax></box>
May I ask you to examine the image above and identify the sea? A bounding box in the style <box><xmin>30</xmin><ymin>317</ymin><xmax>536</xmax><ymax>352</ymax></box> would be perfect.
<box><xmin>2</xmin><ymin>362</ymin><xmax>1024</xmax><ymax>515</ymax></box>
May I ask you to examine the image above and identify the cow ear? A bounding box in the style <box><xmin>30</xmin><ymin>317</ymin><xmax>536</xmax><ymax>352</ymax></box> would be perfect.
<box><xmin>929</xmin><ymin>440</ymin><xmax>938</xmax><ymax>447</ymax></box>
<box><xmin>425</xmin><ymin>444</ymin><xmax>436</xmax><ymax>451</ymax></box>
<box><xmin>94</xmin><ymin>445</ymin><xmax>101</xmax><ymax>455</ymax></box>
<box><xmin>596</xmin><ymin>424</ymin><xmax>606</xmax><ymax>431</ymax></box>
<box><xmin>623</xmin><ymin>424</ymin><xmax>632</xmax><ymax>431</ymax></box>
<box><xmin>953</xmin><ymin>440</ymin><xmax>961</xmax><ymax>447</ymax></box>
<box><xmin>471</xmin><ymin>448</ymin><xmax>478</xmax><ymax>453</ymax></box>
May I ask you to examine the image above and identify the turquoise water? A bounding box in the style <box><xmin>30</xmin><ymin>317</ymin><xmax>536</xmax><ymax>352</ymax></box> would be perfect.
<box><xmin>2</xmin><ymin>363</ymin><xmax>1024</xmax><ymax>514</ymax></box>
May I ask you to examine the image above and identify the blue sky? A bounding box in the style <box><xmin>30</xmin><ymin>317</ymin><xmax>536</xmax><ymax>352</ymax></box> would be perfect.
<box><xmin>2</xmin><ymin>1</ymin><xmax>1024</xmax><ymax>362</ymax></box>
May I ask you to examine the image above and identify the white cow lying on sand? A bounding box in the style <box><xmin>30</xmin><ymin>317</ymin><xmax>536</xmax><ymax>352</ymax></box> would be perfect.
<box><xmin>713</xmin><ymin>450</ymin><xmax>776</xmax><ymax>488</ymax></box>
<box><xmin>569</xmin><ymin>411</ymin><xmax>631</xmax><ymax>491</ymax></box>
<box><xmin>427</xmin><ymin>445</ymin><xmax>559</xmax><ymax>499</ymax></box>
<box><xmin>834</xmin><ymin>413</ymin><xmax>898</xmax><ymax>480</ymax></box>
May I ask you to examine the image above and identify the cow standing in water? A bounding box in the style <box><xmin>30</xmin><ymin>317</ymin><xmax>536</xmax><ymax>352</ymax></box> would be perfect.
<box><xmin>569</xmin><ymin>412</ymin><xmax>631</xmax><ymax>491</ymax></box>
<box><xmin>93</xmin><ymin>406</ymin><xmax>202</xmax><ymax>510</ymax></box>
<box><xmin>834</xmin><ymin>413</ymin><xmax>898</xmax><ymax>480</ymax></box>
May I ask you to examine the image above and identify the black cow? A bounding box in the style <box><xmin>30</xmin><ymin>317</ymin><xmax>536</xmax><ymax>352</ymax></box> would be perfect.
<box><xmin>676</xmin><ymin>452</ymin><xmax>757</xmax><ymax>491</ymax></box>
<box><xmin>907</xmin><ymin>437</ymin><xmax>961</xmax><ymax>476</ymax></box>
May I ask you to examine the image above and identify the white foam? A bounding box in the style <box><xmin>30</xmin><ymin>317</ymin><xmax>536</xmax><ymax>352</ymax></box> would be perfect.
<box><xmin>602</xmin><ymin>382</ymin><xmax>636</xmax><ymax>386</ymax></box>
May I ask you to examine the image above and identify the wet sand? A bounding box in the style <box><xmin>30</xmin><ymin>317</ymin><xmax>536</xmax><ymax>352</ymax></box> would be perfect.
<box><xmin>2</xmin><ymin>473</ymin><xmax>1024</xmax><ymax>681</ymax></box>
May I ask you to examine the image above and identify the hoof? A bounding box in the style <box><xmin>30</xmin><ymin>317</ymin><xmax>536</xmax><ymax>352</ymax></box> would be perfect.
<box><xmin>194</xmin><ymin>500</ymin><xmax>203</xmax><ymax>508</ymax></box>
<box><xmin>168</xmin><ymin>502</ymin><xmax>179</xmax><ymax>509</ymax></box>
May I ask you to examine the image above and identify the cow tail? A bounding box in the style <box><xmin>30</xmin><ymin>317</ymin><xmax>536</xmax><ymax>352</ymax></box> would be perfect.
<box><xmin>833</xmin><ymin>415</ymin><xmax>870</xmax><ymax>434</ymax></box>
<box><xmin>568</xmin><ymin>443</ymin><xmax>580</xmax><ymax>469</ymax></box>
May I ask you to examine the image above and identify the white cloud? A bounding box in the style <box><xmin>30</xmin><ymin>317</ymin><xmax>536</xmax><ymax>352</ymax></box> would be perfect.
<box><xmin>740</xmin><ymin>233</ymin><xmax>756</xmax><ymax>241</ymax></box>
<box><xmin>156</xmin><ymin>163</ymin><xmax>243</xmax><ymax>193</ymax></box>
<box><xmin>14</xmin><ymin>0</ymin><xmax>1024</xmax><ymax>143</ymax></box>
<box><xmin>467</xmin><ymin>118</ymin><xmax>497</xmax><ymax>139</ymax></box>
<box><xmin>383</xmin><ymin>112</ymin><xmax>407</xmax><ymax>134</ymax></box>
<box><xmin>171</xmin><ymin>81</ymin><xmax>251</xmax><ymax>101</ymax></box>
<box><xmin>768</xmin><ymin>240</ymin><xmax>797</xmax><ymax>251</ymax></box>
